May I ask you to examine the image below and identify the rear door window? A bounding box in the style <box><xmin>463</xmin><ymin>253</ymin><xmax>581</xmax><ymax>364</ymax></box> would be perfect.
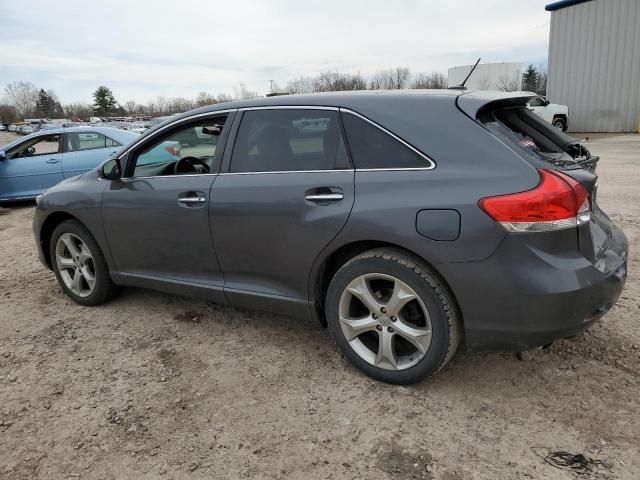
<box><xmin>341</xmin><ymin>112</ymin><xmax>431</xmax><ymax>169</ymax></box>
<box><xmin>229</xmin><ymin>109</ymin><xmax>350</xmax><ymax>173</ymax></box>
<box><xmin>66</xmin><ymin>132</ymin><xmax>116</xmax><ymax>152</ymax></box>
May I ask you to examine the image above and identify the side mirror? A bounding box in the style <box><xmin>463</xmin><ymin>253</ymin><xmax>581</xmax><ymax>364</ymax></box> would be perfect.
<box><xmin>543</xmin><ymin>98</ymin><xmax>550</xmax><ymax>106</ymax></box>
<box><xmin>0</xmin><ymin>151</ymin><xmax>5</xmax><ymax>161</ymax></box>
<box><xmin>26</xmin><ymin>146</ymin><xmax>36</xmax><ymax>156</ymax></box>
<box><xmin>101</xmin><ymin>158</ymin><xmax>122</xmax><ymax>180</ymax></box>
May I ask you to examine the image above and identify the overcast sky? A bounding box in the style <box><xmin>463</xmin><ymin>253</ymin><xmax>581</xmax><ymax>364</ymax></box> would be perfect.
<box><xmin>0</xmin><ymin>0</ymin><xmax>551</xmax><ymax>105</ymax></box>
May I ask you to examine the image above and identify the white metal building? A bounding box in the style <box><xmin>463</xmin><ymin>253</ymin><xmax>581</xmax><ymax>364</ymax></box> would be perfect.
<box><xmin>546</xmin><ymin>0</ymin><xmax>640</xmax><ymax>132</ymax></box>
<box><xmin>448</xmin><ymin>62</ymin><xmax>523</xmax><ymax>91</ymax></box>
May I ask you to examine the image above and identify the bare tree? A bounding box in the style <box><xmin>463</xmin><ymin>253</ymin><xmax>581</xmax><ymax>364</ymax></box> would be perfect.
<box><xmin>166</xmin><ymin>97</ymin><xmax>194</xmax><ymax>114</ymax></box>
<box><xmin>215</xmin><ymin>93</ymin><xmax>233</xmax><ymax>103</ymax></box>
<box><xmin>0</xmin><ymin>104</ymin><xmax>19</xmax><ymax>123</ymax></box>
<box><xmin>370</xmin><ymin>67</ymin><xmax>411</xmax><ymax>90</ymax></box>
<box><xmin>312</xmin><ymin>71</ymin><xmax>366</xmax><ymax>92</ymax></box>
<box><xmin>195</xmin><ymin>92</ymin><xmax>215</xmax><ymax>107</ymax></box>
<box><xmin>286</xmin><ymin>76</ymin><xmax>315</xmax><ymax>94</ymax></box>
<box><xmin>3</xmin><ymin>81</ymin><xmax>39</xmax><ymax>116</ymax></box>
<box><xmin>497</xmin><ymin>73</ymin><xmax>522</xmax><ymax>92</ymax></box>
<box><xmin>123</xmin><ymin>100</ymin><xmax>137</xmax><ymax>114</ymax></box>
<box><xmin>64</xmin><ymin>102</ymin><xmax>93</xmax><ymax>120</ymax></box>
<box><xmin>233</xmin><ymin>83</ymin><xmax>258</xmax><ymax>100</ymax></box>
<box><xmin>410</xmin><ymin>72</ymin><xmax>447</xmax><ymax>89</ymax></box>
<box><xmin>477</xmin><ymin>74</ymin><xmax>492</xmax><ymax>90</ymax></box>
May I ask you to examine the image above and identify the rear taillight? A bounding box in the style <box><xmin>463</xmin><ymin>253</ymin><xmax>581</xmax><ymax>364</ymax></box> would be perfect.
<box><xmin>479</xmin><ymin>169</ymin><xmax>590</xmax><ymax>233</ymax></box>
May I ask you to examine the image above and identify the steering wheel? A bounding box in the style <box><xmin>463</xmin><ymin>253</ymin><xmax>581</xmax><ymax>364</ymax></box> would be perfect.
<box><xmin>173</xmin><ymin>156</ymin><xmax>210</xmax><ymax>175</ymax></box>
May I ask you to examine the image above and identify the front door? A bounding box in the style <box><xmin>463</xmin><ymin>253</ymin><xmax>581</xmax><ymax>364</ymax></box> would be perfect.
<box><xmin>101</xmin><ymin>112</ymin><xmax>233</xmax><ymax>301</ymax></box>
<box><xmin>212</xmin><ymin>108</ymin><xmax>355</xmax><ymax>306</ymax></box>
<box><xmin>0</xmin><ymin>133</ymin><xmax>63</xmax><ymax>200</ymax></box>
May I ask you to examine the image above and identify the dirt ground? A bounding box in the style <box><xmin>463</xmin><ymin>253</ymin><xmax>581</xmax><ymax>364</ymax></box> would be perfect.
<box><xmin>0</xmin><ymin>132</ymin><xmax>639</xmax><ymax>479</ymax></box>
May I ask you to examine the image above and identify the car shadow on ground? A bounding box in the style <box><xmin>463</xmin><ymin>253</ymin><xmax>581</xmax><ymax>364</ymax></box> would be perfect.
<box><xmin>106</xmin><ymin>286</ymin><xmax>638</xmax><ymax>390</ymax></box>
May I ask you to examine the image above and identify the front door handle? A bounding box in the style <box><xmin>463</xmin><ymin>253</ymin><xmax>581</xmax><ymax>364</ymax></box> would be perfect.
<box><xmin>46</xmin><ymin>158</ymin><xmax>60</xmax><ymax>164</ymax></box>
<box><xmin>177</xmin><ymin>191</ymin><xmax>206</xmax><ymax>207</ymax></box>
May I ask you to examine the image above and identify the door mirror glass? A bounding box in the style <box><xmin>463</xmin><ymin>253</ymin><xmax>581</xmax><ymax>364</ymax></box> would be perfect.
<box><xmin>26</xmin><ymin>146</ymin><xmax>36</xmax><ymax>156</ymax></box>
<box><xmin>101</xmin><ymin>158</ymin><xmax>121</xmax><ymax>180</ymax></box>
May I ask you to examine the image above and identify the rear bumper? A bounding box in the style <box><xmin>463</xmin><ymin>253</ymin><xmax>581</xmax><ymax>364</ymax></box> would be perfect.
<box><xmin>439</xmin><ymin>225</ymin><xmax>628</xmax><ymax>351</ymax></box>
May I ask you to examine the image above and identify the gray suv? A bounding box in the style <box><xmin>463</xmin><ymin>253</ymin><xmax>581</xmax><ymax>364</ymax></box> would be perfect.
<box><xmin>33</xmin><ymin>90</ymin><xmax>628</xmax><ymax>384</ymax></box>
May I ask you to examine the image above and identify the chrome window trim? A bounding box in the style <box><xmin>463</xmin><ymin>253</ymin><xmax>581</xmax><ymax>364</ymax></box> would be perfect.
<box><xmin>339</xmin><ymin>108</ymin><xmax>436</xmax><ymax>170</ymax></box>
<box><xmin>219</xmin><ymin>169</ymin><xmax>354</xmax><ymax>176</ymax></box>
<box><xmin>120</xmin><ymin>173</ymin><xmax>219</xmax><ymax>181</ymax></box>
<box><xmin>119</xmin><ymin>109</ymin><xmax>235</xmax><ymax>179</ymax></box>
<box><xmin>227</xmin><ymin>106</ymin><xmax>343</xmax><ymax>174</ymax></box>
<box><xmin>238</xmin><ymin>105</ymin><xmax>339</xmax><ymax>112</ymax></box>
<box><xmin>117</xmin><ymin>105</ymin><xmax>436</xmax><ymax>179</ymax></box>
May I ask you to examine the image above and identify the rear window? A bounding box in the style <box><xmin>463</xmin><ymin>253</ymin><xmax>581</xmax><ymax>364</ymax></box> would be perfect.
<box><xmin>480</xmin><ymin>107</ymin><xmax>576</xmax><ymax>166</ymax></box>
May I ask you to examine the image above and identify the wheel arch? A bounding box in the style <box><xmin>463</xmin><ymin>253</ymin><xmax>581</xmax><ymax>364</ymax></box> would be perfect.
<box><xmin>311</xmin><ymin>240</ymin><xmax>463</xmax><ymax>330</ymax></box>
<box><xmin>39</xmin><ymin>211</ymin><xmax>83</xmax><ymax>269</ymax></box>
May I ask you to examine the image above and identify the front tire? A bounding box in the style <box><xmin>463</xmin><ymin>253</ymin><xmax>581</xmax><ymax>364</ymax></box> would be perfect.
<box><xmin>50</xmin><ymin>220</ymin><xmax>117</xmax><ymax>306</ymax></box>
<box><xmin>325</xmin><ymin>248</ymin><xmax>461</xmax><ymax>384</ymax></box>
<box><xmin>553</xmin><ymin>117</ymin><xmax>567</xmax><ymax>131</ymax></box>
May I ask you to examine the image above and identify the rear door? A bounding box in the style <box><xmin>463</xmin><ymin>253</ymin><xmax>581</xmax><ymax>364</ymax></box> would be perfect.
<box><xmin>0</xmin><ymin>133</ymin><xmax>63</xmax><ymax>200</ymax></box>
<box><xmin>61</xmin><ymin>131</ymin><xmax>121</xmax><ymax>178</ymax></box>
<box><xmin>211</xmin><ymin>107</ymin><xmax>355</xmax><ymax>308</ymax></box>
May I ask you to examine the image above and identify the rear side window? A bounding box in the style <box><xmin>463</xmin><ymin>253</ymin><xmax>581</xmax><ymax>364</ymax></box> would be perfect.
<box><xmin>342</xmin><ymin>113</ymin><xmax>430</xmax><ymax>169</ymax></box>
<box><xmin>230</xmin><ymin>109</ymin><xmax>349</xmax><ymax>173</ymax></box>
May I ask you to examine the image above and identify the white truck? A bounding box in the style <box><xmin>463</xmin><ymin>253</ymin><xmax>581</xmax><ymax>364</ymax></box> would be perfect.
<box><xmin>527</xmin><ymin>96</ymin><xmax>569</xmax><ymax>131</ymax></box>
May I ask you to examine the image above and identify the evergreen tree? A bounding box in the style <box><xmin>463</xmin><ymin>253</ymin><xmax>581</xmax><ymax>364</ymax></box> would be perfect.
<box><xmin>92</xmin><ymin>86</ymin><xmax>118</xmax><ymax>116</ymax></box>
<box><xmin>521</xmin><ymin>64</ymin><xmax>539</xmax><ymax>93</ymax></box>
<box><xmin>35</xmin><ymin>89</ymin><xmax>57</xmax><ymax>117</ymax></box>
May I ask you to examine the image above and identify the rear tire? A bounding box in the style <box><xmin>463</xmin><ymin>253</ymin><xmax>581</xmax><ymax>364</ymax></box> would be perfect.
<box><xmin>50</xmin><ymin>220</ymin><xmax>118</xmax><ymax>306</ymax></box>
<box><xmin>325</xmin><ymin>248</ymin><xmax>461</xmax><ymax>384</ymax></box>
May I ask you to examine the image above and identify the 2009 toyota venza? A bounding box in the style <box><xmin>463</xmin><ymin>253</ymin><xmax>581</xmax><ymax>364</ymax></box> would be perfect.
<box><xmin>33</xmin><ymin>90</ymin><xmax>628</xmax><ymax>384</ymax></box>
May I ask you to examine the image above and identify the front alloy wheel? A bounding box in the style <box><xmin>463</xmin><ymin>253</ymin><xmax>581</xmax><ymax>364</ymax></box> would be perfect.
<box><xmin>55</xmin><ymin>233</ymin><xmax>96</xmax><ymax>297</ymax></box>
<box><xmin>49</xmin><ymin>219</ymin><xmax>117</xmax><ymax>306</ymax></box>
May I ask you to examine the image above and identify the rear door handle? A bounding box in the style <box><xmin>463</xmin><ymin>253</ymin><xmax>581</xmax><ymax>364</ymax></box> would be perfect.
<box><xmin>305</xmin><ymin>187</ymin><xmax>344</xmax><ymax>204</ymax></box>
<box><xmin>46</xmin><ymin>158</ymin><xmax>60</xmax><ymax>164</ymax></box>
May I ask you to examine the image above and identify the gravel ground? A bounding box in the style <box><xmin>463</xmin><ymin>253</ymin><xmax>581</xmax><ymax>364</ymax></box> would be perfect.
<box><xmin>0</xmin><ymin>132</ymin><xmax>639</xmax><ymax>479</ymax></box>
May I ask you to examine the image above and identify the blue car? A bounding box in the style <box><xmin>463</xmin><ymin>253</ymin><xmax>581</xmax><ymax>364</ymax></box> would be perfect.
<box><xmin>0</xmin><ymin>127</ymin><xmax>137</xmax><ymax>202</ymax></box>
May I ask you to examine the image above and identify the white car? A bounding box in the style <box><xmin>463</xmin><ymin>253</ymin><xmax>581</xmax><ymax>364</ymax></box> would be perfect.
<box><xmin>129</xmin><ymin>122</ymin><xmax>147</xmax><ymax>134</ymax></box>
<box><xmin>527</xmin><ymin>96</ymin><xmax>569</xmax><ymax>131</ymax></box>
<box><xmin>0</xmin><ymin>124</ymin><xmax>6</xmax><ymax>131</ymax></box>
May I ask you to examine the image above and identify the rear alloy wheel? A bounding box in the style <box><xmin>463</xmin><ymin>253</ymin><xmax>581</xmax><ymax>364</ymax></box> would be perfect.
<box><xmin>326</xmin><ymin>248</ymin><xmax>461</xmax><ymax>384</ymax></box>
<box><xmin>50</xmin><ymin>220</ymin><xmax>117</xmax><ymax>306</ymax></box>
<box><xmin>338</xmin><ymin>274</ymin><xmax>432</xmax><ymax>370</ymax></box>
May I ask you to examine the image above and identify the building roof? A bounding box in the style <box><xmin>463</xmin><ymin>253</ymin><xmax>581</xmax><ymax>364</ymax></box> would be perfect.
<box><xmin>545</xmin><ymin>0</ymin><xmax>593</xmax><ymax>11</ymax></box>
